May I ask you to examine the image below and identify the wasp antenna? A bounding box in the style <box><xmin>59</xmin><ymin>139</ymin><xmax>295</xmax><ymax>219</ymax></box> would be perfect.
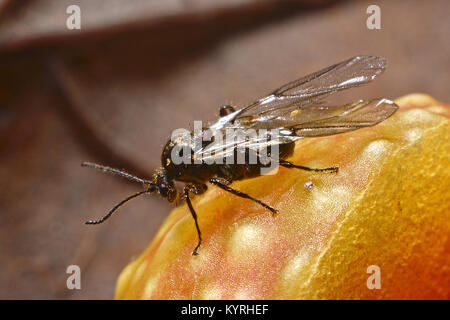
<box><xmin>85</xmin><ymin>186</ymin><xmax>157</xmax><ymax>225</ymax></box>
<box><xmin>81</xmin><ymin>162</ymin><xmax>153</xmax><ymax>185</ymax></box>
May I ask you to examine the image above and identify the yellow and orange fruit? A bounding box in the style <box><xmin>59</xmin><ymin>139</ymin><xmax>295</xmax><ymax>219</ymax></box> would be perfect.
<box><xmin>116</xmin><ymin>94</ymin><xmax>449</xmax><ymax>299</ymax></box>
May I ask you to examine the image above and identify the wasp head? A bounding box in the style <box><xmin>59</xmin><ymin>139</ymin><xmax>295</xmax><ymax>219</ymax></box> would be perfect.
<box><xmin>153</xmin><ymin>169</ymin><xmax>177</xmax><ymax>203</ymax></box>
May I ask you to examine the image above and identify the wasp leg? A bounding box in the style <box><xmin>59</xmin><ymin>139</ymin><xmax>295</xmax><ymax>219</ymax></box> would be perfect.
<box><xmin>279</xmin><ymin>159</ymin><xmax>338</xmax><ymax>173</ymax></box>
<box><xmin>184</xmin><ymin>185</ymin><xmax>205</xmax><ymax>256</ymax></box>
<box><xmin>209</xmin><ymin>178</ymin><xmax>278</xmax><ymax>216</ymax></box>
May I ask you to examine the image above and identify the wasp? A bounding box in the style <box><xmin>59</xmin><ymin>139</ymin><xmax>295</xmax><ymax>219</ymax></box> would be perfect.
<box><xmin>82</xmin><ymin>56</ymin><xmax>398</xmax><ymax>255</ymax></box>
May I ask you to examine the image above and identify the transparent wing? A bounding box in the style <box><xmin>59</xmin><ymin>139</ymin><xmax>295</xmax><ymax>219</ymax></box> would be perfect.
<box><xmin>194</xmin><ymin>98</ymin><xmax>398</xmax><ymax>162</ymax></box>
<box><xmin>290</xmin><ymin>98</ymin><xmax>398</xmax><ymax>137</ymax></box>
<box><xmin>272</xmin><ymin>55</ymin><xmax>386</xmax><ymax>98</ymax></box>
<box><xmin>209</xmin><ymin>56</ymin><xmax>388</xmax><ymax>131</ymax></box>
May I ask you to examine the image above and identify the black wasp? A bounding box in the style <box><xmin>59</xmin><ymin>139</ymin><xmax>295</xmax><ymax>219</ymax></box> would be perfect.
<box><xmin>83</xmin><ymin>56</ymin><xmax>398</xmax><ymax>255</ymax></box>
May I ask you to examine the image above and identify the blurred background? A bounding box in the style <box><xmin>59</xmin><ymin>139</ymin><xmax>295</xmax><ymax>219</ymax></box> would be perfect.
<box><xmin>0</xmin><ymin>0</ymin><xmax>449</xmax><ymax>299</ymax></box>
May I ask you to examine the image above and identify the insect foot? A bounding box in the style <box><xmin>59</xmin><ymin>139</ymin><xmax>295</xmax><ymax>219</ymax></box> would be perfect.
<box><xmin>270</xmin><ymin>208</ymin><xmax>280</xmax><ymax>218</ymax></box>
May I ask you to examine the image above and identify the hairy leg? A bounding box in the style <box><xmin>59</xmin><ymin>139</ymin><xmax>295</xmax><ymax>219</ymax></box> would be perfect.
<box><xmin>279</xmin><ymin>159</ymin><xmax>338</xmax><ymax>173</ymax></box>
<box><xmin>184</xmin><ymin>184</ymin><xmax>207</xmax><ymax>255</ymax></box>
<box><xmin>209</xmin><ymin>178</ymin><xmax>278</xmax><ymax>216</ymax></box>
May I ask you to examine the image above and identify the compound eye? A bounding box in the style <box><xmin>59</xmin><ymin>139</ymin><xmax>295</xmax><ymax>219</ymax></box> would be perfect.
<box><xmin>158</xmin><ymin>184</ymin><xmax>168</xmax><ymax>197</ymax></box>
<box><xmin>219</xmin><ymin>105</ymin><xmax>235</xmax><ymax>117</ymax></box>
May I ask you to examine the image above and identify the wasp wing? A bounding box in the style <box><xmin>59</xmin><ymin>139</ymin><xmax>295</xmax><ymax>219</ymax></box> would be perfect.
<box><xmin>235</xmin><ymin>97</ymin><xmax>398</xmax><ymax>131</ymax></box>
<box><xmin>194</xmin><ymin>98</ymin><xmax>398</xmax><ymax>162</ymax></box>
<box><xmin>271</xmin><ymin>55</ymin><xmax>386</xmax><ymax>98</ymax></box>
<box><xmin>289</xmin><ymin>98</ymin><xmax>398</xmax><ymax>137</ymax></box>
<box><xmin>198</xmin><ymin>56</ymin><xmax>395</xmax><ymax>162</ymax></box>
<box><xmin>216</xmin><ymin>56</ymin><xmax>388</xmax><ymax>129</ymax></box>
